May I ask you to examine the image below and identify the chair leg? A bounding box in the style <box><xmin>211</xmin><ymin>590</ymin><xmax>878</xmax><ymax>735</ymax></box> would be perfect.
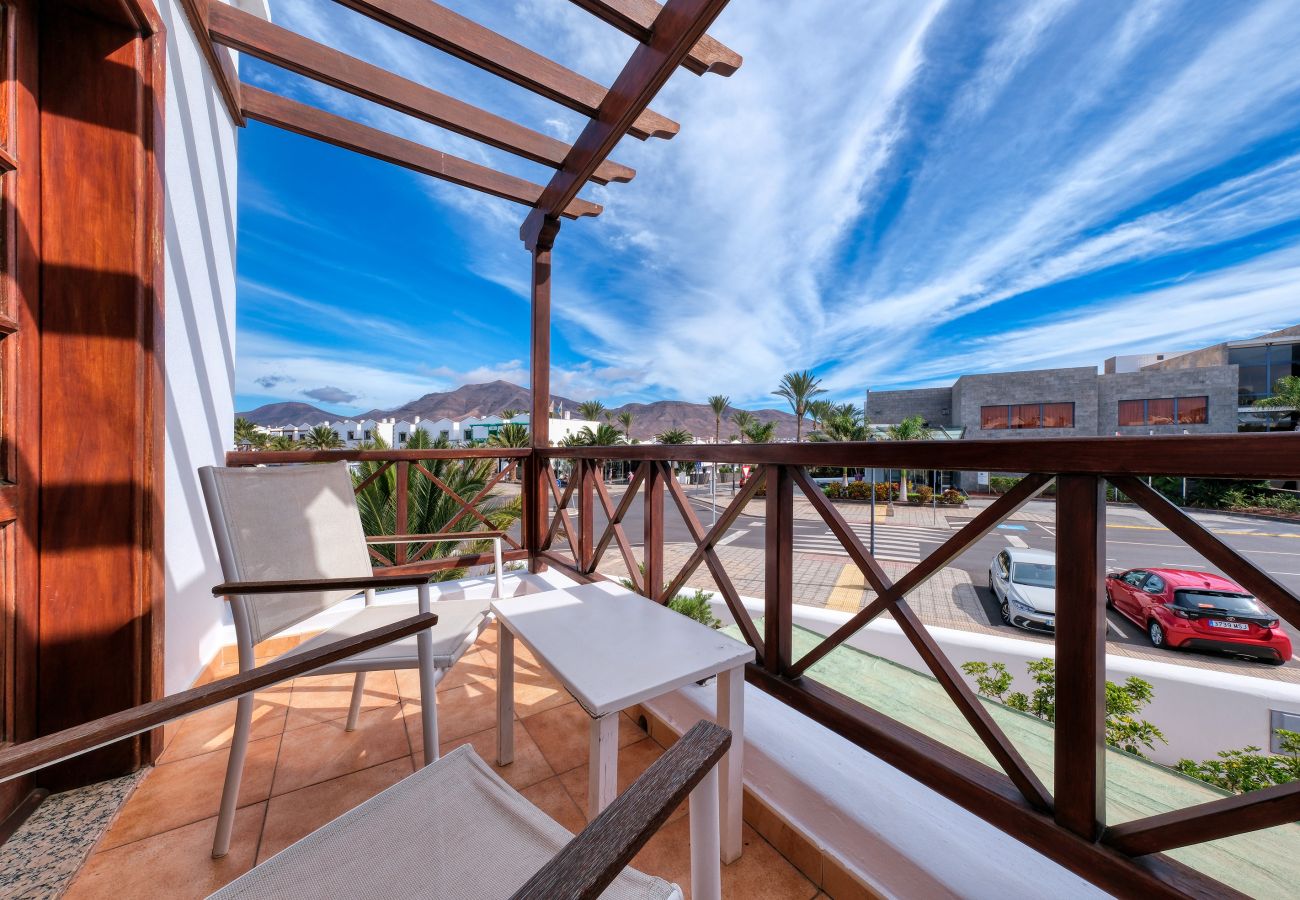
<box><xmin>212</xmin><ymin>693</ymin><xmax>254</xmax><ymax>858</ymax></box>
<box><xmin>345</xmin><ymin>672</ymin><xmax>367</xmax><ymax>732</ymax></box>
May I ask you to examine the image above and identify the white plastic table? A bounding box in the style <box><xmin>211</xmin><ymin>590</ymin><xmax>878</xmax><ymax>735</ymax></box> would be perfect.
<box><xmin>492</xmin><ymin>582</ymin><xmax>754</xmax><ymax>874</ymax></box>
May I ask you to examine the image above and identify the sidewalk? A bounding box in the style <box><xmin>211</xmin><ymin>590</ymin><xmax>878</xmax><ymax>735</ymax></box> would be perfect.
<box><xmin>583</xmin><ymin>536</ymin><xmax>1300</xmax><ymax>685</ymax></box>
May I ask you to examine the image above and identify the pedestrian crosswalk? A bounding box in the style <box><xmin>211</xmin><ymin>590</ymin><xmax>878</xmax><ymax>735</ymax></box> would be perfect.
<box><xmin>793</xmin><ymin>522</ymin><xmax>956</xmax><ymax>563</ymax></box>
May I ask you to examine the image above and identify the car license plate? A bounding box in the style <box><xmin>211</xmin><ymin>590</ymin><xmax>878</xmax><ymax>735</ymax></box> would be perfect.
<box><xmin>1208</xmin><ymin>620</ymin><xmax>1248</xmax><ymax>631</ymax></box>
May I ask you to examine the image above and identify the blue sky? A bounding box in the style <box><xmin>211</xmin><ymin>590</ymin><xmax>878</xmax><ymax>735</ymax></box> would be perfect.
<box><xmin>235</xmin><ymin>0</ymin><xmax>1300</xmax><ymax>416</ymax></box>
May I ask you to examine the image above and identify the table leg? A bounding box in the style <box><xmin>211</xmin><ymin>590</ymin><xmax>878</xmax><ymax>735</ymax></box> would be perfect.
<box><xmin>689</xmin><ymin>762</ymin><xmax>722</xmax><ymax>900</ymax></box>
<box><xmin>588</xmin><ymin>712</ymin><xmax>619</xmax><ymax>820</ymax></box>
<box><xmin>717</xmin><ymin>664</ymin><xmax>744</xmax><ymax>863</ymax></box>
<box><xmin>497</xmin><ymin>626</ymin><xmax>514</xmax><ymax>765</ymax></box>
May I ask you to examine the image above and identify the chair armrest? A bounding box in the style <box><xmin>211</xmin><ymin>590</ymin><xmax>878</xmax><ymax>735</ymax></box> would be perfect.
<box><xmin>212</xmin><ymin>572</ymin><xmax>436</xmax><ymax>596</ymax></box>
<box><xmin>365</xmin><ymin>531</ymin><xmax>506</xmax><ymax>545</ymax></box>
<box><xmin>0</xmin><ymin>613</ymin><xmax>436</xmax><ymax>785</ymax></box>
<box><xmin>510</xmin><ymin>721</ymin><xmax>732</xmax><ymax>900</ymax></box>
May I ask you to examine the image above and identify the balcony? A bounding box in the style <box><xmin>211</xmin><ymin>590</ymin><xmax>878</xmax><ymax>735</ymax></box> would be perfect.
<box><xmin>5</xmin><ymin>2</ymin><xmax>1300</xmax><ymax>898</ymax></box>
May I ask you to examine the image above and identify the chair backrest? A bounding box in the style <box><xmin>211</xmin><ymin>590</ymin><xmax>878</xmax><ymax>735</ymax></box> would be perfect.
<box><xmin>200</xmin><ymin>462</ymin><xmax>373</xmax><ymax>645</ymax></box>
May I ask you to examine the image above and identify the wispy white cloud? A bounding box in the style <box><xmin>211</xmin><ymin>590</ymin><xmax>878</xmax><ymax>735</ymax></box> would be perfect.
<box><xmin>241</xmin><ymin>0</ymin><xmax>1300</xmax><ymax>409</ymax></box>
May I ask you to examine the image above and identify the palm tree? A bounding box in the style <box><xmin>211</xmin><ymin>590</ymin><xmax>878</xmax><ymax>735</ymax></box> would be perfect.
<box><xmin>806</xmin><ymin>399</ymin><xmax>836</xmax><ymax>435</ymax></box>
<box><xmin>655</xmin><ymin>427</ymin><xmax>693</xmax><ymax>444</ymax></box>
<box><xmin>352</xmin><ymin>433</ymin><xmax>520</xmax><ymax>580</ymax></box>
<box><xmin>233</xmin><ymin>416</ymin><xmax>265</xmax><ymax>448</ymax></box>
<box><xmin>773</xmin><ymin>370</ymin><xmax>827</xmax><ymax>442</ymax></box>
<box><xmin>617</xmin><ymin>410</ymin><xmax>634</xmax><ymax>440</ymax></box>
<box><xmin>811</xmin><ymin>405</ymin><xmax>869</xmax><ymax>484</ymax></box>
<box><xmin>499</xmin><ymin>407</ymin><xmax>522</xmax><ymax>421</ymax></box>
<box><xmin>580</xmin><ymin>423</ymin><xmax>625</xmax><ymax>446</ymax></box>
<box><xmin>489</xmin><ymin>422</ymin><xmax>529</xmax><ymax>448</ymax></box>
<box><xmin>303</xmin><ymin>424</ymin><xmax>344</xmax><ymax>449</ymax></box>
<box><xmin>1255</xmin><ymin>375</ymin><xmax>1300</xmax><ymax>410</ymax></box>
<box><xmin>577</xmin><ymin>400</ymin><xmax>606</xmax><ymax>422</ymax></box>
<box><xmin>267</xmin><ymin>435</ymin><xmax>300</xmax><ymax>451</ymax></box>
<box><xmin>707</xmin><ymin>395</ymin><xmax>730</xmax><ymax>445</ymax></box>
<box><xmin>730</xmin><ymin>409</ymin><xmax>756</xmax><ymax>441</ymax></box>
<box><xmin>886</xmin><ymin>414</ymin><xmax>928</xmax><ymax>501</ymax></box>
<box><xmin>743</xmin><ymin>420</ymin><xmax>776</xmax><ymax>443</ymax></box>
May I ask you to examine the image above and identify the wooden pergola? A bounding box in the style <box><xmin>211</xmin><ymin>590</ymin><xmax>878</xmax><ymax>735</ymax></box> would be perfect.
<box><xmin>183</xmin><ymin>0</ymin><xmax>741</xmax><ymax>570</ymax></box>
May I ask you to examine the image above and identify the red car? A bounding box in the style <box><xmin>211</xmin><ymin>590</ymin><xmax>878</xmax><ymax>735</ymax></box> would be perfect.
<box><xmin>1105</xmin><ymin>568</ymin><xmax>1292</xmax><ymax>665</ymax></box>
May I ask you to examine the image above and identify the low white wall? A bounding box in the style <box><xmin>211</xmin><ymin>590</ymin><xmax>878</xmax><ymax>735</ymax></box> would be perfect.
<box><xmin>706</xmin><ymin>595</ymin><xmax>1300</xmax><ymax>765</ymax></box>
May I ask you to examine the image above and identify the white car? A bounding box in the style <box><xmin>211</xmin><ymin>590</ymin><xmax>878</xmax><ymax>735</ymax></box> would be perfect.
<box><xmin>989</xmin><ymin>548</ymin><xmax>1057</xmax><ymax>632</ymax></box>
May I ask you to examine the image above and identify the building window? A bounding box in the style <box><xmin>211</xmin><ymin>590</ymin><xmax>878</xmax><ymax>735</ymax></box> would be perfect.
<box><xmin>980</xmin><ymin>403</ymin><xmax>1074</xmax><ymax>430</ymax></box>
<box><xmin>364</xmin><ymin>429</ymin><xmax>372</xmax><ymax>439</ymax></box>
<box><xmin>980</xmin><ymin>406</ymin><xmax>1008</xmax><ymax>429</ymax></box>
<box><xmin>440</xmin><ymin>430</ymin><xmax>450</xmax><ymax>440</ymax></box>
<box><xmin>1229</xmin><ymin>341</ymin><xmax>1300</xmax><ymax>404</ymax></box>
<box><xmin>347</xmin><ymin>431</ymin><xmax>356</xmax><ymax>440</ymax></box>
<box><xmin>398</xmin><ymin>432</ymin><xmax>408</xmax><ymax>443</ymax></box>
<box><xmin>1117</xmin><ymin>396</ymin><xmax>1208</xmax><ymax>426</ymax></box>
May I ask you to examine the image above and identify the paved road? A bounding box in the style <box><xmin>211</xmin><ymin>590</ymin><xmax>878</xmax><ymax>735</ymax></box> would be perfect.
<box><xmin>581</xmin><ymin>482</ymin><xmax>1300</xmax><ymax>670</ymax></box>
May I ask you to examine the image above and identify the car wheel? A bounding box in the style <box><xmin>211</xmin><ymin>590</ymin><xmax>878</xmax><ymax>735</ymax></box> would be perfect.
<box><xmin>1104</xmin><ymin>588</ymin><xmax>1115</xmax><ymax>610</ymax></box>
<box><xmin>1267</xmin><ymin>655</ymin><xmax>1288</xmax><ymax>667</ymax></box>
<box><xmin>1147</xmin><ymin>619</ymin><xmax>1166</xmax><ymax>648</ymax></box>
<box><xmin>999</xmin><ymin>595</ymin><xmax>1011</xmax><ymax>625</ymax></box>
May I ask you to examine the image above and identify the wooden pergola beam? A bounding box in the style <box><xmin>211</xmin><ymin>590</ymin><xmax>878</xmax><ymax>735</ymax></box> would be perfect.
<box><xmin>177</xmin><ymin>0</ymin><xmax>244</xmax><ymax>125</ymax></box>
<box><xmin>330</xmin><ymin>0</ymin><xmax>680</xmax><ymax>141</ymax></box>
<box><xmin>208</xmin><ymin>4</ymin><xmax>634</xmax><ymax>186</ymax></box>
<box><xmin>240</xmin><ymin>87</ymin><xmax>602</xmax><ymax>220</ymax></box>
<box><xmin>567</xmin><ymin>0</ymin><xmax>741</xmax><ymax>77</ymax></box>
<box><xmin>521</xmin><ymin>0</ymin><xmax>735</xmax><ymax>247</ymax></box>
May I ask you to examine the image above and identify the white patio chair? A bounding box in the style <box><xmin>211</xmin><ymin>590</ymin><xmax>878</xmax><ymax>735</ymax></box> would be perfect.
<box><xmin>0</xmin><ymin>615</ymin><xmax>729</xmax><ymax>900</ymax></box>
<box><xmin>199</xmin><ymin>461</ymin><xmax>505</xmax><ymax>858</ymax></box>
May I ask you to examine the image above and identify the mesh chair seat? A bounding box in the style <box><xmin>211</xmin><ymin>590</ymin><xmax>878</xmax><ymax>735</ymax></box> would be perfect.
<box><xmin>209</xmin><ymin>745</ymin><xmax>680</xmax><ymax>900</ymax></box>
<box><xmin>275</xmin><ymin>598</ymin><xmax>492</xmax><ymax>673</ymax></box>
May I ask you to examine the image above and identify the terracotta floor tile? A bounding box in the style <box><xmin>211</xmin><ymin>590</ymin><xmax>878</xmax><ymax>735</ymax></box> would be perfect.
<box><xmin>159</xmin><ymin>692</ymin><xmax>290</xmax><ymax>764</ymax></box>
<box><xmin>272</xmin><ymin>704</ymin><xmax>410</xmax><ymax>796</ymax></box>
<box><xmin>101</xmin><ymin>735</ymin><xmax>280</xmax><ymax>850</ymax></box>
<box><xmin>66</xmin><ymin>803</ymin><xmax>265</xmax><ymax>900</ymax></box>
<box><xmin>519</xmin><ymin>776</ymin><xmax>586</xmax><ymax>834</ymax></box>
<box><xmin>284</xmin><ymin>671</ymin><xmax>400</xmax><ymax>732</ymax></box>
<box><xmin>511</xmin><ymin>662</ymin><xmax>575</xmax><ymax>719</ymax></box>
<box><xmin>438</xmin><ymin>724</ymin><xmax>553</xmax><ymax>791</ymax></box>
<box><xmin>521</xmin><ymin>701</ymin><xmax>646</xmax><ymax>776</ymax></box>
<box><xmin>632</xmin><ymin>818</ymin><xmax>817</xmax><ymax>900</ymax></box>
<box><xmin>400</xmin><ymin>679</ymin><xmax>500</xmax><ymax>755</ymax></box>
<box><xmin>392</xmin><ymin>652</ymin><xmax>494</xmax><ymax>702</ymax></box>
<box><xmin>257</xmin><ymin>757</ymin><xmax>414</xmax><ymax>863</ymax></box>
<box><xmin>557</xmin><ymin>737</ymin><xmax>685</xmax><ymax>823</ymax></box>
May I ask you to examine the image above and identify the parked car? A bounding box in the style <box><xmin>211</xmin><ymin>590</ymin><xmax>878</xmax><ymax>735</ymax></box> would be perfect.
<box><xmin>1105</xmin><ymin>568</ymin><xmax>1292</xmax><ymax>665</ymax></box>
<box><xmin>988</xmin><ymin>548</ymin><xmax>1056</xmax><ymax>632</ymax></box>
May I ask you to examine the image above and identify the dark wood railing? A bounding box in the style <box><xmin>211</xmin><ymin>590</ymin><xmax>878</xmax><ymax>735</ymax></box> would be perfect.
<box><xmin>532</xmin><ymin>433</ymin><xmax>1300</xmax><ymax>900</ymax></box>
<box><xmin>224</xmin><ymin>435</ymin><xmax>1300</xmax><ymax>896</ymax></box>
<box><xmin>226</xmin><ymin>447</ymin><xmax>531</xmax><ymax>575</ymax></box>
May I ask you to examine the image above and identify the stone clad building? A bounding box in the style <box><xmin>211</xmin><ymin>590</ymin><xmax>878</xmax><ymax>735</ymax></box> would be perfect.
<box><xmin>866</xmin><ymin>325</ymin><xmax>1298</xmax><ymax>489</ymax></box>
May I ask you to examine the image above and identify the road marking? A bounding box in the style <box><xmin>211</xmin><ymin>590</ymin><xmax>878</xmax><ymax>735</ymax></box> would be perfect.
<box><xmin>715</xmin><ymin>530</ymin><xmax>746</xmax><ymax>546</ymax></box>
<box><xmin>1006</xmin><ymin>535</ymin><xmax>1028</xmax><ymax>548</ymax></box>
<box><xmin>1108</xmin><ymin>523</ymin><xmax>1300</xmax><ymax>539</ymax></box>
<box><xmin>1038</xmin><ymin>524</ymin><xmax>1056</xmax><ymax>536</ymax></box>
<box><xmin>1106</xmin><ymin>618</ymin><xmax>1128</xmax><ymax>638</ymax></box>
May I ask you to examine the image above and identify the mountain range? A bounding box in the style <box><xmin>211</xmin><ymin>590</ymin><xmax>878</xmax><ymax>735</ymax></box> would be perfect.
<box><xmin>238</xmin><ymin>380</ymin><xmax>801</xmax><ymax>441</ymax></box>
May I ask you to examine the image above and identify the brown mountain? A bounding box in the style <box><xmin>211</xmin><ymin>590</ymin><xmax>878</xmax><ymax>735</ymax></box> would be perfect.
<box><xmin>240</xmin><ymin>381</ymin><xmax>800</xmax><ymax>440</ymax></box>
<box><xmin>237</xmin><ymin>401</ymin><xmax>340</xmax><ymax>426</ymax></box>
<box><xmin>359</xmin><ymin>381</ymin><xmax>580</xmax><ymax>423</ymax></box>
<box><xmin>611</xmin><ymin>400</ymin><xmax>799</xmax><ymax>442</ymax></box>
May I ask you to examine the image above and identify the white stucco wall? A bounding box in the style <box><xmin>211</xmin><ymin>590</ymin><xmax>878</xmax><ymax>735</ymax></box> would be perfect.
<box><xmin>160</xmin><ymin>0</ymin><xmax>243</xmax><ymax>693</ymax></box>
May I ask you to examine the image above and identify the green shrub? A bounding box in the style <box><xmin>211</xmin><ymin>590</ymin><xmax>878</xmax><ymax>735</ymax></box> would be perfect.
<box><xmin>667</xmin><ymin>589</ymin><xmax>722</xmax><ymax>629</ymax></box>
<box><xmin>962</xmin><ymin>658</ymin><xmax>1165</xmax><ymax>757</ymax></box>
<box><xmin>1176</xmin><ymin>730</ymin><xmax>1300</xmax><ymax>793</ymax></box>
<box><xmin>914</xmin><ymin>485</ymin><xmax>934</xmax><ymax>503</ymax></box>
<box><xmin>845</xmin><ymin>481</ymin><xmax>871</xmax><ymax>501</ymax></box>
<box><xmin>823</xmin><ymin>482</ymin><xmax>844</xmax><ymax>499</ymax></box>
<box><xmin>938</xmin><ymin>488</ymin><xmax>963</xmax><ymax>505</ymax></box>
<box><xmin>989</xmin><ymin>476</ymin><xmax>1021</xmax><ymax>494</ymax></box>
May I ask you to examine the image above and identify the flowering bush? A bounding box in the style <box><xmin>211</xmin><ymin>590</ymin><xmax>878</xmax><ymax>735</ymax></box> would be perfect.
<box><xmin>938</xmin><ymin>488</ymin><xmax>964</xmax><ymax>505</ymax></box>
<box><xmin>913</xmin><ymin>485</ymin><xmax>934</xmax><ymax>504</ymax></box>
